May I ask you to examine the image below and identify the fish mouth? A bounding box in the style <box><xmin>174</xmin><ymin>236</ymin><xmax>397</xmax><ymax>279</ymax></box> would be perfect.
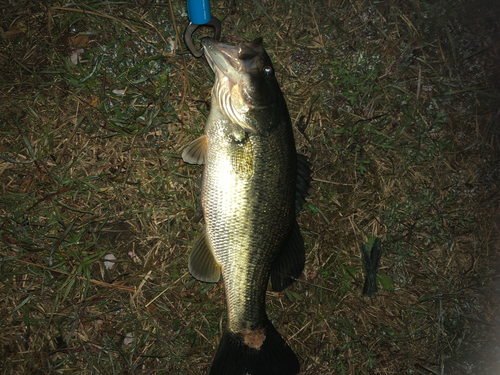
<box><xmin>202</xmin><ymin>38</ymin><xmax>268</xmax><ymax>132</ymax></box>
<box><xmin>201</xmin><ymin>37</ymin><xmax>278</xmax><ymax>134</ymax></box>
<box><xmin>202</xmin><ymin>37</ymin><xmax>263</xmax><ymax>84</ymax></box>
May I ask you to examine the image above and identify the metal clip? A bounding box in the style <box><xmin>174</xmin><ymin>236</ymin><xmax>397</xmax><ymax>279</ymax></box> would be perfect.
<box><xmin>183</xmin><ymin>16</ymin><xmax>221</xmax><ymax>58</ymax></box>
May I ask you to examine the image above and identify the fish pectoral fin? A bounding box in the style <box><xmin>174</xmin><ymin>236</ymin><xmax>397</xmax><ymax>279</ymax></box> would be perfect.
<box><xmin>270</xmin><ymin>220</ymin><xmax>305</xmax><ymax>292</ymax></box>
<box><xmin>295</xmin><ymin>153</ymin><xmax>312</xmax><ymax>216</ymax></box>
<box><xmin>182</xmin><ymin>135</ymin><xmax>208</xmax><ymax>165</ymax></box>
<box><xmin>237</xmin><ymin>122</ymin><xmax>257</xmax><ymax>134</ymax></box>
<box><xmin>188</xmin><ymin>229</ymin><xmax>221</xmax><ymax>283</ymax></box>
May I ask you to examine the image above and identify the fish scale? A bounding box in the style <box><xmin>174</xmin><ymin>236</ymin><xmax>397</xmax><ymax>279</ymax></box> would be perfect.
<box><xmin>203</xmin><ymin>134</ymin><xmax>295</xmax><ymax>330</ymax></box>
<box><xmin>182</xmin><ymin>37</ymin><xmax>310</xmax><ymax>375</ymax></box>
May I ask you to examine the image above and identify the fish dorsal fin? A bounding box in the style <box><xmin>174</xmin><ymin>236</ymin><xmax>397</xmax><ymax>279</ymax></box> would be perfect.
<box><xmin>182</xmin><ymin>135</ymin><xmax>208</xmax><ymax>165</ymax></box>
<box><xmin>270</xmin><ymin>154</ymin><xmax>311</xmax><ymax>291</ymax></box>
<box><xmin>295</xmin><ymin>153</ymin><xmax>312</xmax><ymax>216</ymax></box>
<box><xmin>189</xmin><ymin>229</ymin><xmax>221</xmax><ymax>283</ymax></box>
<box><xmin>270</xmin><ymin>220</ymin><xmax>305</xmax><ymax>291</ymax></box>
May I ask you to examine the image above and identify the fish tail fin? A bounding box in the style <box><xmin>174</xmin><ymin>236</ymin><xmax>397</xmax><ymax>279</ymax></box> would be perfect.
<box><xmin>208</xmin><ymin>318</ymin><xmax>299</xmax><ymax>375</ymax></box>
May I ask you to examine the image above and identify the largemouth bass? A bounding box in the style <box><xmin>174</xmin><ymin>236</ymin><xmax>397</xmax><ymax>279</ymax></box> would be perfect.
<box><xmin>182</xmin><ymin>37</ymin><xmax>310</xmax><ymax>375</ymax></box>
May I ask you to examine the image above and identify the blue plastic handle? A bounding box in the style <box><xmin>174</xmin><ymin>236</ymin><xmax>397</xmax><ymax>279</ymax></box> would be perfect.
<box><xmin>186</xmin><ymin>0</ymin><xmax>211</xmax><ymax>25</ymax></box>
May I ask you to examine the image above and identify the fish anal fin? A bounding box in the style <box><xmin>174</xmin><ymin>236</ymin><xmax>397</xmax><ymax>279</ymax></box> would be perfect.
<box><xmin>270</xmin><ymin>220</ymin><xmax>305</xmax><ymax>292</ymax></box>
<box><xmin>208</xmin><ymin>319</ymin><xmax>299</xmax><ymax>375</ymax></box>
<box><xmin>188</xmin><ymin>229</ymin><xmax>221</xmax><ymax>283</ymax></box>
<box><xmin>182</xmin><ymin>135</ymin><xmax>208</xmax><ymax>165</ymax></box>
<box><xmin>295</xmin><ymin>153</ymin><xmax>312</xmax><ymax>216</ymax></box>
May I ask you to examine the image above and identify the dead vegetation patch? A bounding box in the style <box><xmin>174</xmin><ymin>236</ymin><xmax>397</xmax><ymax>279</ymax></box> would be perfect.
<box><xmin>1</xmin><ymin>0</ymin><xmax>499</xmax><ymax>374</ymax></box>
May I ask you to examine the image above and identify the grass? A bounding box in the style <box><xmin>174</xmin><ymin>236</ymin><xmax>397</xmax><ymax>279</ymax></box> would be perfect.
<box><xmin>1</xmin><ymin>0</ymin><xmax>499</xmax><ymax>374</ymax></box>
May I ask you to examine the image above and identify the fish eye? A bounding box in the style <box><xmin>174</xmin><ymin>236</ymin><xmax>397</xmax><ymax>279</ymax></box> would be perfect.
<box><xmin>263</xmin><ymin>66</ymin><xmax>273</xmax><ymax>76</ymax></box>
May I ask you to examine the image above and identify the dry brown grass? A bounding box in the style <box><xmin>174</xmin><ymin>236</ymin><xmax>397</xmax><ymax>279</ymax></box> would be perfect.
<box><xmin>1</xmin><ymin>0</ymin><xmax>499</xmax><ymax>374</ymax></box>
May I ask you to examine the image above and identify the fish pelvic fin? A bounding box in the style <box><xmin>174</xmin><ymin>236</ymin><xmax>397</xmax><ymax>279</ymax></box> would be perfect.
<box><xmin>188</xmin><ymin>229</ymin><xmax>221</xmax><ymax>283</ymax></box>
<box><xmin>295</xmin><ymin>153</ymin><xmax>312</xmax><ymax>216</ymax></box>
<box><xmin>182</xmin><ymin>135</ymin><xmax>208</xmax><ymax>165</ymax></box>
<box><xmin>208</xmin><ymin>318</ymin><xmax>299</xmax><ymax>375</ymax></box>
<box><xmin>270</xmin><ymin>220</ymin><xmax>305</xmax><ymax>292</ymax></box>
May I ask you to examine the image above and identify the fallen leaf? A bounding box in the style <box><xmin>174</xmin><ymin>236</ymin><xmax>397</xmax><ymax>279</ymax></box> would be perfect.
<box><xmin>124</xmin><ymin>332</ymin><xmax>134</xmax><ymax>346</ymax></box>
<box><xmin>69</xmin><ymin>48</ymin><xmax>84</xmax><ymax>65</ymax></box>
<box><xmin>70</xmin><ymin>35</ymin><xmax>90</xmax><ymax>47</ymax></box>
<box><xmin>103</xmin><ymin>254</ymin><xmax>116</xmax><ymax>269</ymax></box>
<box><xmin>86</xmin><ymin>97</ymin><xmax>99</xmax><ymax>107</ymax></box>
